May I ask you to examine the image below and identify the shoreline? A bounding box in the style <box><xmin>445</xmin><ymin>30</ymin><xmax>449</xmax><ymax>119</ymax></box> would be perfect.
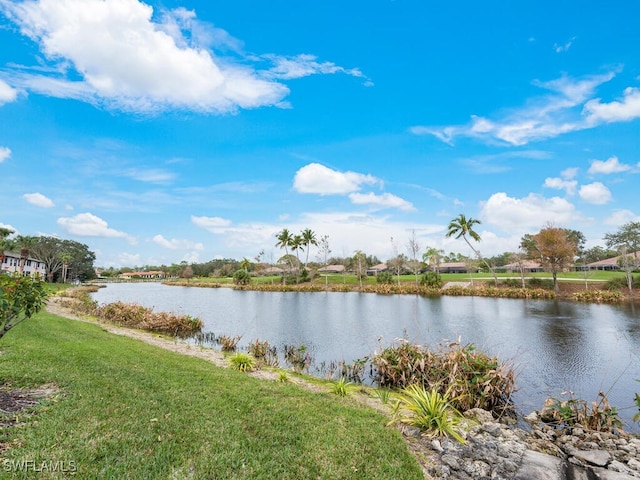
<box><xmin>45</xmin><ymin>295</ymin><xmax>640</xmax><ymax>479</ymax></box>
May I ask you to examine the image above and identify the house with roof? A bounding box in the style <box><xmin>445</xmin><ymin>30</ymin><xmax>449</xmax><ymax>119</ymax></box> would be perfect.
<box><xmin>317</xmin><ymin>264</ymin><xmax>345</xmax><ymax>274</ymax></box>
<box><xmin>584</xmin><ymin>252</ymin><xmax>640</xmax><ymax>271</ymax></box>
<box><xmin>438</xmin><ymin>262</ymin><xmax>476</xmax><ymax>274</ymax></box>
<box><xmin>366</xmin><ymin>263</ymin><xmax>388</xmax><ymax>276</ymax></box>
<box><xmin>502</xmin><ymin>260</ymin><xmax>544</xmax><ymax>273</ymax></box>
<box><xmin>1</xmin><ymin>251</ymin><xmax>47</xmax><ymax>278</ymax></box>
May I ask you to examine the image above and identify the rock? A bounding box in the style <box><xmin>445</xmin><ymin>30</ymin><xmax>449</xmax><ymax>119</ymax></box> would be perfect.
<box><xmin>573</xmin><ymin>449</ymin><xmax>611</xmax><ymax>467</ymax></box>
<box><xmin>524</xmin><ymin>411</ymin><xmax>539</xmax><ymax>424</ymax></box>
<box><xmin>627</xmin><ymin>457</ymin><xmax>640</xmax><ymax>471</ymax></box>
<box><xmin>592</xmin><ymin>467</ymin><xmax>639</xmax><ymax>479</ymax></box>
<box><xmin>464</xmin><ymin>407</ymin><xmax>494</xmax><ymax>424</ymax></box>
<box><xmin>462</xmin><ymin>460</ymin><xmax>490</xmax><ymax>477</ymax></box>
<box><xmin>514</xmin><ymin>450</ymin><xmax>564</xmax><ymax>480</ymax></box>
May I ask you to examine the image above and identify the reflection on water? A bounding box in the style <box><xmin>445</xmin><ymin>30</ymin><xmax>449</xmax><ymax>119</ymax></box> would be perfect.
<box><xmin>92</xmin><ymin>283</ymin><xmax>640</xmax><ymax>431</ymax></box>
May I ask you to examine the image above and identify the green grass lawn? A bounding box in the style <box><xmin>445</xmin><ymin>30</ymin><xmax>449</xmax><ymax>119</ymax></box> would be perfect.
<box><xmin>187</xmin><ymin>269</ymin><xmax>626</xmax><ymax>286</ymax></box>
<box><xmin>0</xmin><ymin>313</ymin><xmax>423</xmax><ymax>479</ymax></box>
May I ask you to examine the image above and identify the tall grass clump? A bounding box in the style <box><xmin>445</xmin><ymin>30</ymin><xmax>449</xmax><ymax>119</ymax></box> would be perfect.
<box><xmin>373</xmin><ymin>340</ymin><xmax>515</xmax><ymax>416</ymax></box>
<box><xmin>217</xmin><ymin>334</ymin><xmax>241</xmax><ymax>352</ymax></box>
<box><xmin>284</xmin><ymin>344</ymin><xmax>312</xmax><ymax>373</ymax></box>
<box><xmin>541</xmin><ymin>391</ymin><xmax>623</xmax><ymax>432</ymax></box>
<box><xmin>95</xmin><ymin>301</ymin><xmax>202</xmax><ymax>337</ymax></box>
<box><xmin>229</xmin><ymin>352</ymin><xmax>255</xmax><ymax>372</ymax></box>
<box><xmin>247</xmin><ymin>339</ymin><xmax>279</xmax><ymax>367</ymax></box>
<box><xmin>572</xmin><ymin>290</ymin><xmax>622</xmax><ymax>303</ymax></box>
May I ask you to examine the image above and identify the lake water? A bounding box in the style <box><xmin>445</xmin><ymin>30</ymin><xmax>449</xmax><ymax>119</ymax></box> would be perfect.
<box><xmin>91</xmin><ymin>282</ymin><xmax>640</xmax><ymax>431</ymax></box>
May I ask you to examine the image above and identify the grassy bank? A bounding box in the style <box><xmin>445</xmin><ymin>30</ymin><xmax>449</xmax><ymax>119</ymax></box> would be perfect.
<box><xmin>0</xmin><ymin>313</ymin><xmax>423</xmax><ymax>479</ymax></box>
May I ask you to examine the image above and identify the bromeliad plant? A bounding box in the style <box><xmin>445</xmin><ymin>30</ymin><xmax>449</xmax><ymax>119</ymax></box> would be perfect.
<box><xmin>389</xmin><ymin>384</ymin><xmax>466</xmax><ymax>444</ymax></box>
<box><xmin>229</xmin><ymin>352</ymin><xmax>255</xmax><ymax>372</ymax></box>
<box><xmin>331</xmin><ymin>377</ymin><xmax>353</xmax><ymax>397</ymax></box>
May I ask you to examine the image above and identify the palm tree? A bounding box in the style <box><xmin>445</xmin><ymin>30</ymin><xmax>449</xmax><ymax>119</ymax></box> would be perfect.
<box><xmin>14</xmin><ymin>235</ymin><xmax>36</xmax><ymax>275</ymax></box>
<box><xmin>446</xmin><ymin>214</ymin><xmax>498</xmax><ymax>286</ymax></box>
<box><xmin>275</xmin><ymin>229</ymin><xmax>294</xmax><ymax>274</ymax></box>
<box><xmin>290</xmin><ymin>234</ymin><xmax>305</xmax><ymax>283</ymax></box>
<box><xmin>300</xmin><ymin>228</ymin><xmax>318</xmax><ymax>268</ymax></box>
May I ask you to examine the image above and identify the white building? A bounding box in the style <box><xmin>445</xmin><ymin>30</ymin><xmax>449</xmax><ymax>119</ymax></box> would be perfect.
<box><xmin>1</xmin><ymin>251</ymin><xmax>47</xmax><ymax>277</ymax></box>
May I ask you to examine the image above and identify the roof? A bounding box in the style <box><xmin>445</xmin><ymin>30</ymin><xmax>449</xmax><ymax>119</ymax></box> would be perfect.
<box><xmin>502</xmin><ymin>260</ymin><xmax>542</xmax><ymax>269</ymax></box>
<box><xmin>317</xmin><ymin>264</ymin><xmax>345</xmax><ymax>273</ymax></box>
<box><xmin>586</xmin><ymin>251</ymin><xmax>640</xmax><ymax>268</ymax></box>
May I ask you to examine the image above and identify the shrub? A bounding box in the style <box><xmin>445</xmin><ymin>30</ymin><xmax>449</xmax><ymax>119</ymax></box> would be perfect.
<box><xmin>527</xmin><ymin>277</ymin><xmax>554</xmax><ymax>290</ymax></box>
<box><xmin>604</xmin><ymin>275</ymin><xmax>640</xmax><ymax>290</ymax></box>
<box><xmin>376</xmin><ymin>271</ymin><xmax>394</xmax><ymax>284</ymax></box>
<box><xmin>373</xmin><ymin>340</ymin><xmax>515</xmax><ymax>415</ymax></box>
<box><xmin>277</xmin><ymin>371</ymin><xmax>289</xmax><ymax>383</ymax></box>
<box><xmin>500</xmin><ymin>278</ymin><xmax>522</xmax><ymax>288</ymax></box>
<box><xmin>420</xmin><ymin>272</ymin><xmax>443</xmax><ymax>288</ymax></box>
<box><xmin>572</xmin><ymin>290</ymin><xmax>622</xmax><ymax>303</ymax></box>
<box><xmin>0</xmin><ymin>274</ymin><xmax>48</xmax><ymax>341</ymax></box>
<box><xmin>389</xmin><ymin>384</ymin><xmax>465</xmax><ymax>443</ymax></box>
<box><xmin>229</xmin><ymin>352</ymin><xmax>255</xmax><ymax>372</ymax></box>
<box><xmin>232</xmin><ymin>269</ymin><xmax>251</xmax><ymax>285</ymax></box>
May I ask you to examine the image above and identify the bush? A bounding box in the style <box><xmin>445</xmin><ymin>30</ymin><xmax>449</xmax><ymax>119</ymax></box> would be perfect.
<box><xmin>500</xmin><ymin>278</ymin><xmax>522</xmax><ymax>288</ymax></box>
<box><xmin>373</xmin><ymin>340</ymin><xmax>515</xmax><ymax>415</ymax></box>
<box><xmin>527</xmin><ymin>277</ymin><xmax>554</xmax><ymax>290</ymax></box>
<box><xmin>604</xmin><ymin>275</ymin><xmax>640</xmax><ymax>290</ymax></box>
<box><xmin>376</xmin><ymin>271</ymin><xmax>394</xmax><ymax>284</ymax></box>
<box><xmin>572</xmin><ymin>290</ymin><xmax>622</xmax><ymax>303</ymax></box>
<box><xmin>0</xmin><ymin>274</ymin><xmax>48</xmax><ymax>341</ymax></box>
<box><xmin>232</xmin><ymin>269</ymin><xmax>251</xmax><ymax>285</ymax></box>
<box><xmin>284</xmin><ymin>344</ymin><xmax>311</xmax><ymax>373</ymax></box>
<box><xmin>420</xmin><ymin>272</ymin><xmax>443</xmax><ymax>288</ymax></box>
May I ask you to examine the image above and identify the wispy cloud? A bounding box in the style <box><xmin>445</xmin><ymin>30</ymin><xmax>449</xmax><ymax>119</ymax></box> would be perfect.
<box><xmin>0</xmin><ymin>79</ymin><xmax>18</xmax><ymax>104</ymax></box>
<box><xmin>263</xmin><ymin>53</ymin><xmax>368</xmax><ymax>82</ymax></box>
<box><xmin>152</xmin><ymin>234</ymin><xmax>204</xmax><ymax>250</ymax></box>
<box><xmin>0</xmin><ymin>146</ymin><xmax>11</xmax><ymax>163</ymax></box>
<box><xmin>411</xmin><ymin>70</ymin><xmax>640</xmax><ymax>146</ymax></box>
<box><xmin>348</xmin><ymin>192</ymin><xmax>415</xmax><ymax>211</ymax></box>
<box><xmin>554</xmin><ymin>36</ymin><xmax>576</xmax><ymax>53</ymax></box>
<box><xmin>122</xmin><ymin>168</ymin><xmax>177</xmax><ymax>184</ymax></box>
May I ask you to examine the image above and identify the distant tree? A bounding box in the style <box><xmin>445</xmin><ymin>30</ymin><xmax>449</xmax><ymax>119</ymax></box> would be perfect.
<box><xmin>423</xmin><ymin>247</ymin><xmax>444</xmax><ymax>273</ymax></box>
<box><xmin>507</xmin><ymin>250</ymin><xmax>528</xmax><ymax>288</ymax></box>
<box><xmin>389</xmin><ymin>237</ymin><xmax>403</xmax><ymax>285</ymax></box>
<box><xmin>353</xmin><ymin>250</ymin><xmax>367</xmax><ymax>288</ymax></box>
<box><xmin>290</xmin><ymin>234</ymin><xmax>305</xmax><ymax>283</ymax></box>
<box><xmin>316</xmin><ymin>235</ymin><xmax>332</xmax><ymax>289</ymax></box>
<box><xmin>521</xmin><ymin>224</ymin><xmax>578</xmax><ymax>292</ymax></box>
<box><xmin>275</xmin><ymin>229</ymin><xmax>294</xmax><ymax>275</ymax></box>
<box><xmin>406</xmin><ymin>230</ymin><xmax>422</xmax><ymax>287</ymax></box>
<box><xmin>582</xmin><ymin>246</ymin><xmax>618</xmax><ymax>264</ymax></box>
<box><xmin>182</xmin><ymin>265</ymin><xmax>194</xmax><ymax>282</ymax></box>
<box><xmin>446</xmin><ymin>214</ymin><xmax>497</xmax><ymax>286</ymax></box>
<box><xmin>604</xmin><ymin>221</ymin><xmax>640</xmax><ymax>292</ymax></box>
<box><xmin>27</xmin><ymin>236</ymin><xmax>95</xmax><ymax>282</ymax></box>
<box><xmin>240</xmin><ymin>257</ymin><xmax>251</xmax><ymax>272</ymax></box>
<box><xmin>301</xmin><ymin>229</ymin><xmax>318</xmax><ymax>269</ymax></box>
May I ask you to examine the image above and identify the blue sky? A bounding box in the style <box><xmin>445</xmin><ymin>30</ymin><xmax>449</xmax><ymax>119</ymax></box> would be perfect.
<box><xmin>1</xmin><ymin>0</ymin><xmax>639</xmax><ymax>268</ymax></box>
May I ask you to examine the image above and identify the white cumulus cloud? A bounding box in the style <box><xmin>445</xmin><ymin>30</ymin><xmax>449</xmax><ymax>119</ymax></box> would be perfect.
<box><xmin>480</xmin><ymin>192</ymin><xmax>577</xmax><ymax>231</ymax></box>
<box><xmin>583</xmin><ymin>87</ymin><xmax>640</xmax><ymax>123</ymax></box>
<box><xmin>2</xmin><ymin>0</ymin><xmax>288</xmax><ymax>113</ymax></box>
<box><xmin>293</xmin><ymin>163</ymin><xmax>380</xmax><ymax>195</ymax></box>
<box><xmin>579</xmin><ymin>182</ymin><xmax>612</xmax><ymax>204</ymax></box>
<box><xmin>587</xmin><ymin>156</ymin><xmax>631</xmax><ymax>175</ymax></box>
<box><xmin>543</xmin><ymin>177</ymin><xmax>577</xmax><ymax>195</ymax></box>
<box><xmin>57</xmin><ymin>212</ymin><xmax>136</xmax><ymax>244</ymax></box>
<box><xmin>23</xmin><ymin>192</ymin><xmax>54</xmax><ymax>208</ymax></box>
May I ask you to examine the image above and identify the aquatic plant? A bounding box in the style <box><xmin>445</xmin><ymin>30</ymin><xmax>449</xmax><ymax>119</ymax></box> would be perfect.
<box><xmin>284</xmin><ymin>344</ymin><xmax>311</xmax><ymax>373</ymax></box>
<box><xmin>247</xmin><ymin>339</ymin><xmax>279</xmax><ymax>367</ymax></box>
<box><xmin>542</xmin><ymin>391</ymin><xmax>623</xmax><ymax>432</ymax></box>
<box><xmin>217</xmin><ymin>334</ymin><xmax>241</xmax><ymax>352</ymax></box>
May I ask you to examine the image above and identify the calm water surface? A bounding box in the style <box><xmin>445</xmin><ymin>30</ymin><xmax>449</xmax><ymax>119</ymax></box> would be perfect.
<box><xmin>92</xmin><ymin>282</ymin><xmax>640</xmax><ymax>430</ymax></box>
